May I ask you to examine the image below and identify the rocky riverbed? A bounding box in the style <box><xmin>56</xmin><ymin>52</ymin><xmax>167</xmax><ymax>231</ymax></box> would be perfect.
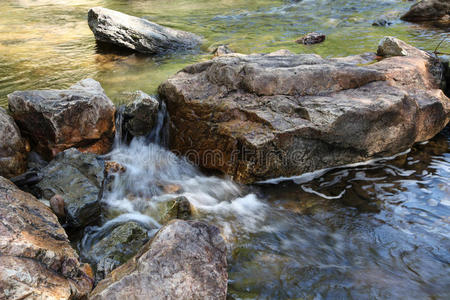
<box><xmin>0</xmin><ymin>1</ymin><xmax>449</xmax><ymax>299</ymax></box>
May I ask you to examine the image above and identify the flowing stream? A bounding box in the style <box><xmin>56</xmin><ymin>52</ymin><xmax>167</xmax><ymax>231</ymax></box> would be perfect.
<box><xmin>1</xmin><ymin>0</ymin><xmax>449</xmax><ymax>299</ymax></box>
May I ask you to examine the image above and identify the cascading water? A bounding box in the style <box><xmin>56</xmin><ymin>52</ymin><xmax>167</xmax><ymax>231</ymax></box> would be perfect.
<box><xmin>81</xmin><ymin>101</ymin><xmax>270</xmax><ymax>270</ymax></box>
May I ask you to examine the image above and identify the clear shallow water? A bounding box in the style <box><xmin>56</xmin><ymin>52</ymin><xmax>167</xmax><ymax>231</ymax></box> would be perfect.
<box><xmin>2</xmin><ymin>0</ymin><xmax>449</xmax><ymax>298</ymax></box>
<box><xmin>0</xmin><ymin>0</ymin><xmax>449</xmax><ymax>106</ymax></box>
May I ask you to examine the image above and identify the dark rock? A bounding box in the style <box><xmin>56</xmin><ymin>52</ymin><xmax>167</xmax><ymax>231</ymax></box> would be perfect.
<box><xmin>36</xmin><ymin>148</ymin><xmax>105</xmax><ymax>228</ymax></box>
<box><xmin>123</xmin><ymin>91</ymin><xmax>159</xmax><ymax>137</ymax></box>
<box><xmin>88</xmin><ymin>7</ymin><xmax>202</xmax><ymax>55</ymax></box>
<box><xmin>159</xmin><ymin>37</ymin><xmax>449</xmax><ymax>183</ymax></box>
<box><xmin>8</xmin><ymin>78</ymin><xmax>116</xmax><ymax>160</ymax></box>
<box><xmin>0</xmin><ymin>176</ymin><xmax>93</xmax><ymax>299</ymax></box>
<box><xmin>82</xmin><ymin>221</ymin><xmax>149</xmax><ymax>282</ymax></box>
<box><xmin>372</xmin><ymin>18</ymin><xmax>392</xmax><ymax>27</ymax></box>
<box><xmin>401</xmin><ymin>0</ymin><xmax>450</xmax><ymax>22</ymax></box>
<box><xmin>0</xmin><ymin>107</ymin><xmax>26</xmax><ymax>178</ymax></box>
<box><xmin>90</xmin><ymin>220</ymin><xmax>227</xmax><ymax>300</ymax></box>
<box><xmin>295</xmin><ymin>32</ymin><xmax>326</xmax><ymax>45</ymax></box>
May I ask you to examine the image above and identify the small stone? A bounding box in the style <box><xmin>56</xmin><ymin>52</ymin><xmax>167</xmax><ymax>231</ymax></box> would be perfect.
<box><xmin>105</xmin><ymin>161</ymin><xmax>126</xmax><ymax>174</ymax></box>
<box><xmin>123</xmin><ymin>91</ymin><xmax>159</xmax><ymax>137</ymax></box>
<box><xmin>377</xmin><ymin>36</ymin><xmax>408</xmax><ymax>57</ymax></box>
<box><xmin>212</xmin><ymin>45</ymin><xmax>234</xmax><ymax>56</ymax></box>
<box><xmin>50</xmin><ymin>194</ymin><xmax>66</xmax><ymax>219</ymax></box>
<box><xmin>295</xmin><ymin>32</ymin><xmax>326</xmax><ymax>45</ymax></box>
<box><xmin>372</xmin><ymin>19</ymin><xmax>392</xmax><ymax>27</ymax></box>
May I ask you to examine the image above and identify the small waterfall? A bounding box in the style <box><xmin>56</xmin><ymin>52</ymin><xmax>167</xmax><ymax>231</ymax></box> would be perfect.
<box><xmin>113</xmin><ymin>105</ymin><xmax>126</xmax><ymax>147</ymax></box>
<box><xmin>146</xmin><ymin>100</ymin><xmax>169</xmax><ymax>147</ymax></box>
<box><xmin>82</xmin><ymin>100</ymin><xmax>269</xmax><ymax>267</ymax></box>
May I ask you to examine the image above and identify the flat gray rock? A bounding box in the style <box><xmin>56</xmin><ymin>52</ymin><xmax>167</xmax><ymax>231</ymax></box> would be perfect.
<box><xmin>88</xmin><ymin>7</ymin><xmax>202</xmax><ymax>54</ymax></box>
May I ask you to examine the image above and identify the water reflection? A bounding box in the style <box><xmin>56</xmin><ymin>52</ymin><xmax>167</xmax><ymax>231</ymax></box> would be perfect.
<box><xmin>227</xmin><ymin>126</ymin><xmax>450</xmax><ymax>299</ymax></box>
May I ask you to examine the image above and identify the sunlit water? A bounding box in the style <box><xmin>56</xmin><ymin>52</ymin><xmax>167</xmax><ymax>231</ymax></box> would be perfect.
<box><xmin>2</xmin><ymin>0</ymin><xmax>450</xmax><ymax>298</ymax></box>
<box><xmin>0</xmin><ymin>0</ymin><xmax>449</xmax><ymax>107</ymax></box>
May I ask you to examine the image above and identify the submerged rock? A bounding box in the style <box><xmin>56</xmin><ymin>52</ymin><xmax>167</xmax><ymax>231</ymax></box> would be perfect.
<box><xmin>159</xmin><ymin>37</ymin><xmax>449</xmax><ymax>183</ymax></box>
<box><xmin>88</xmin><ymin>7</ymin><xmax>202</xmax><ymax>54</ymax></box>
<box><xmin>295</xmin><ymin>32</ymin><xmax>326</xmax><ymax>45</ymax></box>
<box><xmin>82</xmin><ymin>221</ymin><xmax>149</xmax><ymax>282</ymax></box>
<box><xmin>8</xmin><ymin>78</ymin><xmax>115</xmax><ymax>160</ymax></box>
<box><xmin>0</xmin><ymin>107</ymin><xmax>26</xmax><ymax>178</ymax></box>
<box><xmin>36</xmin><ymin>148</ymin><xmax>105</xmax><ymax>228</ymax></box>
<box><xmin>0</xmin><ymin>176</ymin><xmax>93</xmax><ymax>299</ymax></box>
<box><xmin>401</xmin><ymin>0</ymin><xmax>450</xmax><ymax>22</ymax></box>
<box><xmin>372</xmin><ymin>18</ymin><xmax>392</xmax><ymax>27</ymax></box>
<box><xmin>123</xmin><ymin>91</ymin><xmax>159</xmax><ymax>137</ymax></box>
<box><xmin>90</xmin><ymin>220</ymin><xmax>227</xmax><ymax>300</ymax></box>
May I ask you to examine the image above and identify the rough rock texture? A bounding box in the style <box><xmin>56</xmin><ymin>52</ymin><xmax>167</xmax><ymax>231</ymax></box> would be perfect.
<box><xmin>401</xmin><ymin>0</ymin><xmax>450</xmax><ymax>22</ymax></box>
<box><xmin>0</xmin><ymin>176</ymin><xmax>93</xmax><ymax>299</ymax></box>
<box><xmin>295</xmin><ymin>32</ymin><xmax>326</xmax><ymax>45</ymax></box>
<box><xmin>123</xmin><ymin>91</ymin><xmax>159</xmax><ymax>137</ymax></box>
<box><xmin>159</xmin><ymin>37</ymin><xmax>450</xmax><ymax>183</ymax></box>
<box><xmin>82</xmin><ymin>221</ymin><xmax>149</xmax><ymax>283</ymax></box>
<box><xmin>0</xmin><ymin>108</ymin><xmax>26</xmax><ymax>178</ymax></box>
<box><xmin>88</xmin><ymin>7</ymin><xmax>202</xmax><ymax>54</ymax></box>
<box><xmin>377</xmin><ymin>36</ymin><xmax>409</xmax><ymax>57</ymax></box>
<box><xmin>8</xmin><ymin>78</ymin><xmax>115</xmax><ymax>160</ymax></box>
<box><xmin>212</xmin><ymin>45</ymin><xmax>234</xmax><ymax>57</ymax></box>
<box><xmin>36</xmin><ymin>148</ymin><xmax>105</xmax><ymax>228</ymax></box>
<box><xmin>90</xmin><ymin>220</ymin><xmax>227</xmax><ymax>300</ymax></box>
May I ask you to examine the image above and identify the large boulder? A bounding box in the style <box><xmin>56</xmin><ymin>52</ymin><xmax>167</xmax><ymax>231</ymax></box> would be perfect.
<box><xmin>159</xmin><ymin>37</ymin><xmax>449</xmax><ymax>183</ymax></box>
<box><xmin>8</xmin><ymin>78</ymin><xmax>115</xmax><ymax>160</ymax></box>
<box><xmin>36</xmin><ymin>148</ymin><xmax>105</xmax><ymax>228</ymax></box>
<box><xmin>0</xmin><ymin>176</ymin><xmax>93</xmax><ymax>299</ymax></box>
<box><xmin>88</xmin><ymin>7</ymin><xmax>202</xmax><ymax>55</ymax></box>
<box><xmin>90</xmin><ymin>220</ymin><xmax>228</xmax><ymax>300</ymax></box>
<box><xmin>401</xmin><ymin>0</ymin><xmax>450</xmax><ymax>22</ymax></box>
<box><xmin>0</xmin><ymin>108</ymin><xmax>26</xmax><ymax>178</ymax></box>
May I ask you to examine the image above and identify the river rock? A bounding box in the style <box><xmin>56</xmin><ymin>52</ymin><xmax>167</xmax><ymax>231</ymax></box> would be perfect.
<box><xmin>36</xmin><ymin>148</ymin><xmax>105</xmax><ymax>228</ymax></box>
<box><xmin>0</xmin><ymin>176</ymin><xmax>93</xmax><ymax>299</ymax></box>
<box><xmin>82</xmin><ymin>221</ymin><xmax>149</xmax><ymax>282</ymax></box>
<box><xmin>401</xmin><ymin>0</ymin><xmax>450</xmax><ymax>22</ymax></box>
<box><xmin>90</xmin><ymin>220</ymin><xmax>228</xmax><ymax>300</ymax></box>
<box><xmin>0</xmin><ymin>107</ymin><xmax>26</xmax><ymax>178</ymax></box>
<box><xmin>123</xmin><ymin>91</ymin><xmax>159</xmax><ymax>137</ymax></box>
<box><xmin>159</xmin><ymin>37</ymin><xmax>450</xmax><ymax>183</ymax></box>
<box><xmin>295</xmin><ymin>32</ymin><xmax>326</xmax><ymax>45</ymax></box>
<box><xmin>7</xmin><ymin>78</ymin><xmax>115</xmax><ymax>160</ymax></box>
<box><xmin>88</xmin><ymin>7</ymin><xmax>202</xmax><ymax>55</ymax></box>
<box><xmin>377</xmin><ymin>36</ymin><xmax>409</xmax><ymax>57</ymax></box>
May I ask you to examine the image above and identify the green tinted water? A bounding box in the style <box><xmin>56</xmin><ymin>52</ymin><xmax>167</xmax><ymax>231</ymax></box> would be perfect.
<box><xmin>0</xmin><ymin>0</ymin><xmax>448</xmax><ymax>106</ymax></box>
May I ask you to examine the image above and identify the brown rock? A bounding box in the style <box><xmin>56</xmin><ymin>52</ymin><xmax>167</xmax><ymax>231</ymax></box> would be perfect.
<box><xmin>7</xmin><ymin>78</ymin><xmax>115</xmax><ymax>160</ymax></box>
<box><xmin>159</xmin><ymin>37</ymin><xmax>449</xmax><ymax>183</ymax></box>
<box><xmin>401</xmin><ymin>0</ymin><xmax>450</xmax><ymax>22</ymax></box>
<box><xmin>0</xmin><ymin>176</ymin><xmax>93</xmax><ymax>299</ymax></box>
<box><xmin>90</xmin><ymin>220</ymin><xmax>227</xmax><ymax>300</ymax></box>
<box><xmin>295</xmin><ymin>32</ymin><xmax>326</xmax><ymax>45</ymax></box>
<box><xmin>0</xmin><ymin>108</ymin><xmax>26</xmax><ymax>178</ymax></box>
